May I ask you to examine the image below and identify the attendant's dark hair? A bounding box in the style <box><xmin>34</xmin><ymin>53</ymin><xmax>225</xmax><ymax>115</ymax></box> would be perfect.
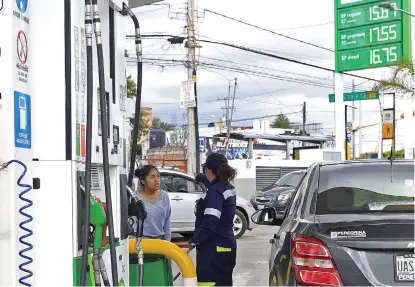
<box><xmin>138</xmin><ymin>165</ymin><xmax>159</xmax><ymax>185</ymax></box>
<box><xmin>217</xmin><ymin>163</ymin><xmax>237</xmax><ymax>185</ymax></box>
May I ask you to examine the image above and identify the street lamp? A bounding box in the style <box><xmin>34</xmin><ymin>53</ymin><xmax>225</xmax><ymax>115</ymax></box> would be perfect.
<box><xmin>379</xmin><ymin>2</ymin><xmax>415</xmax><ymax>17</ymax></box>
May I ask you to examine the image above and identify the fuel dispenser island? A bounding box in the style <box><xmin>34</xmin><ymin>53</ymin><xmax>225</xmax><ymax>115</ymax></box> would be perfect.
<box><xmin>0</xmin><ymin>0</ymin><xmax>196</xmax><ymax>286</ymax></box>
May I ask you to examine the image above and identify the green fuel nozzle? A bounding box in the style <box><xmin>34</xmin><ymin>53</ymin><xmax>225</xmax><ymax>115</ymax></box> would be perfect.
<box><xmin>90</xmin><ymin>197</ymin><xmax>106</xmax><ymax>249</ymax></box>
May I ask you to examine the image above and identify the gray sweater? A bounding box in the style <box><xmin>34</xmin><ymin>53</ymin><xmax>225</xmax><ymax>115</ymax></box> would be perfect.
<box><xmin>130</xmin><ymin>190</ymin><xmax>172</xmax><ymax>241</ymax></box>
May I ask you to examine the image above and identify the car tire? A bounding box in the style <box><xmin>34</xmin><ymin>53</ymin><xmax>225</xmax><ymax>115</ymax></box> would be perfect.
<box><xmin>233</xmin><ymin>209</ymin><xmax>247</xmax><ymax>239</ymax></box>
<box><xmin>179</xmin><ymin>232</ymin><xmax>194</xmax><ymax>238</ymax></box>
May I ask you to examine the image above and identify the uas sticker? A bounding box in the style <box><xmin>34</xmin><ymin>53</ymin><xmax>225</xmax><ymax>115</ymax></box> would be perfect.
<box><xmin>331</xmin><ymin>230</ymin><xmax>366</xmax><ymax>239</ymax></box>
<box><xmin>14</xmin><ymin>91</ymin><xmax>31</xmax><ymax>149</ymax></box>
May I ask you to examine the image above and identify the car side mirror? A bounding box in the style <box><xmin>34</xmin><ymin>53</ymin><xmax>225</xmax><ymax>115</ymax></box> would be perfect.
<box><xmin>251</xmin><ymin>207</ymin><xmax>284</xmax><ymax>226</ymax></box>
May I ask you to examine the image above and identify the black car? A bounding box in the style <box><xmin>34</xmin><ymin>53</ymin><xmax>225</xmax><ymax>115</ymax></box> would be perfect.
<box><xmin>250</xmin><ymin>170</ymin><xmax>306</xmax><ymax>217</ymax></box>
<box><xmin>252</xmin><ymin>160</ymin><xmax>415</xmax><ymax>286</ymax></box>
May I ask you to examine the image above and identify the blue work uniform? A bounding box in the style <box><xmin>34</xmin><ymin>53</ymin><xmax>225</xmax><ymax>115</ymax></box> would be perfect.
<box><xmin>190</xmin><ymin>178</ymin><xmax>237</xmax><ymax>286</ymax></box>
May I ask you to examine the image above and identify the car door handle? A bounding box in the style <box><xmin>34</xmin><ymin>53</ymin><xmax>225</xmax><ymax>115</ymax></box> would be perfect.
<box><xmin>172</xmin><ymin>196</ymin><xmax>183</xmax><ymax>201</ymax></box>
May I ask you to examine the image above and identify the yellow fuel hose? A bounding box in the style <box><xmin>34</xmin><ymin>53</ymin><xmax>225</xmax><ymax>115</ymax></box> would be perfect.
<box><xmin>128</xmin><ymin>238</ymin><xmax>197</xmax><ymax>286</ymax></box>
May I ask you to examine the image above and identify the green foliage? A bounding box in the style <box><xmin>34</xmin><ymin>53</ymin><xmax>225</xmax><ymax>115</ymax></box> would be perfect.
<box><xmin>372</xmin><ymin>60</ymin><xmax>415</xmax><ymax>98</ymax></box>
<box><xmin>271</xmin><ymin>113</ymin><xmax>292</xmax><ymax>129</ymax></box>
<box><xmin>358</xmin><ymin>149</ymin><xmax>405</xmax><ymax>159</ymax></box>
<box><xmin>152</xmin><ymin>117</ymin><xmax>175</xmax><ymax>132</ymax></box>
<box><xmin>127</xmin><ymin>75</ymin><xmax>137</xmax><ymax>99</ymax></box>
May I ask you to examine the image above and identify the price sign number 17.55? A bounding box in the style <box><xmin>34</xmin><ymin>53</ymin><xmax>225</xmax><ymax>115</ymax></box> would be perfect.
<box><xmin>370</xmin><ymin>47</ymin><xmax>398</xmax><ymax>65</ymax></box>
<box><xmin>370</xmin><ymin>24</ymin><xmax>397</xmax><ymax>43</ymax></box>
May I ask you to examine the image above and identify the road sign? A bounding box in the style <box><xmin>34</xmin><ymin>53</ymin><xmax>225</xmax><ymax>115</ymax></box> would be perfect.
<box><xmin>335</xmin><ymin>0</ymin><xmax>412</xmax><ymax>72</ymax></box>
<box><xmin>179</xmin><ymin>79</ymin><xmax>195</xmax><ymax>109</ymax></box>
<box><xmin>328</xmin><ymin>91</ymin><xmax>379</xmax><ymax>103</ymax></box>
<box><xmin>199</xmin><ymin>136</ymin><xmax>206</xmax><ymax>153</ymax></box>
<box><xmin>382</xmin><ymin>108</ymin><xmax>394</xmax><ymax>139</ymax></box>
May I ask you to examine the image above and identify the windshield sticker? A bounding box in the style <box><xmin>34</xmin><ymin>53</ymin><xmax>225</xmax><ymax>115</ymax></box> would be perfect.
<box><xmin>331</xmin><ymin>231</ymin><xmax>366</xmax><ymax>239</ymax></box>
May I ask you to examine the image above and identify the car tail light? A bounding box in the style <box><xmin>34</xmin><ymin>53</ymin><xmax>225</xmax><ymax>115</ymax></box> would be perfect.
<box><xmin>291</xmin><ymin>234</ymin><xmax>343</xmax><ymax>286</ymax></box>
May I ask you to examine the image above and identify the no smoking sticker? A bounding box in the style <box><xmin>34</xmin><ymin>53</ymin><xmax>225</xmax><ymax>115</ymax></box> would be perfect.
<box><xmin>17</xmin><ymin>30</ymin><xmax>27</xmax><ymax>64</ymax></box>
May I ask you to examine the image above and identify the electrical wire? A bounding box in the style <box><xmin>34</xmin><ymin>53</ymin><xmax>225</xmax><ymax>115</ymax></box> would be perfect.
<box><xmin>204</xmin><ymin>9</ymin><xmax>334</xmax><ymax>52</ymax></box>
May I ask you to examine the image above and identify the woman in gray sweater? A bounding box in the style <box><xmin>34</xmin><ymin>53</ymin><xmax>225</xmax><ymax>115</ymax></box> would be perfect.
<box><xmin>131</xmin><ymin>165</ymin><xmax>171</xmax><ymax>241</ymax></box>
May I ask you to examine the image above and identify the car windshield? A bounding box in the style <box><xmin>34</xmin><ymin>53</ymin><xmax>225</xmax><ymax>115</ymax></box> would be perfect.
<box><xmin>266</xmin><ymin>172</ymin><xmax>304</xmax><ymax>190</ymax></box>
<box><xmin>317</xmin><ymin>161</ymin><xmax>415</xmax><ymax>215</ymax></box>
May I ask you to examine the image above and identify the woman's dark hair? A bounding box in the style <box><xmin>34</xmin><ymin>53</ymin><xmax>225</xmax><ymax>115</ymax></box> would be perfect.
<box><xmin>138</xmin><ymin>165</ymin><xmax>159</xmax><ymax>185</ymax></box>
<box><xmin>217</xmin><ymin>163</ymin><xmax>237</xmax><ymax>185</ymax></box>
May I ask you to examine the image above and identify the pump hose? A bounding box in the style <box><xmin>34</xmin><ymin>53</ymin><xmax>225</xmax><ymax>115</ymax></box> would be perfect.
<box><xmin>92</xmin><ymin>0</ymin><xmax>119</xmax><ymax>285</ymax></box>
<box><xmin>123</xmin><ymin>2</ymin><xmax>143</xmax><ymax>188</ymax></box>
<box><xmin>80</xmin><ymin>0</ymin><xmax>94</xmax><ymax>285</ymax></box>
<box><xmin>1</xmin><ymin>160</ymin><xmax>34</xmax><ymax>286</ymax></box>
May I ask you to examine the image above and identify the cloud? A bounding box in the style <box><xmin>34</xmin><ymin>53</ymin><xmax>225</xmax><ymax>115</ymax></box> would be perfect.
<box><xmin>125</xmin><ymin>0</ymin><xmax>415</xmax><ymax>153</ymax></box>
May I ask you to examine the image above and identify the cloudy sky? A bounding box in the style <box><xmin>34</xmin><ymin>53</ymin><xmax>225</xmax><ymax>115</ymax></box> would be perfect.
<box><xmin>125</xmin><ymin>0</ymin><xmax>415</xmax><ymax>152</ymax></box>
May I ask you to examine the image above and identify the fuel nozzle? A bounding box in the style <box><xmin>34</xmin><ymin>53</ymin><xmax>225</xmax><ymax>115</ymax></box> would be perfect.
<box><xmin>126</xmin><ymin>185</ymin><xmax>147</xmax><ymax>238</ymax></box>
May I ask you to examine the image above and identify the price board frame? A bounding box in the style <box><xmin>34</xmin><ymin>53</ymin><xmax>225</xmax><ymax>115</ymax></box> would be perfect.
<box><xmin>335</xmin><ymin>0</ymin><xmax>412</xmax><ymax>72</ymax></box>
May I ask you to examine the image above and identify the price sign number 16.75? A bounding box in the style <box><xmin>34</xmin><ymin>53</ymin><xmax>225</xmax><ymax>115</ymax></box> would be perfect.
<box><xmin>370</xmin><ymin>47</ymin><xmax>398</xmax><ymax>65</ymax></box>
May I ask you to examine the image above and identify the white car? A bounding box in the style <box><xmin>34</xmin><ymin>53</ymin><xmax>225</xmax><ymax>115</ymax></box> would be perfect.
<box><xmin>156</xmin><ymin>167</ymin><xmax>257</xmax><ymax>239</ymax></box>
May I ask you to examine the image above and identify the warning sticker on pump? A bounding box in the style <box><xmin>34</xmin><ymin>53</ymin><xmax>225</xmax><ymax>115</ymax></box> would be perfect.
<box><xmin>331</xmin><ymin>231</ymin><xmax>366</xmax><ymax>239</ymax></box>
<box><xmin>16</xmin><ymin>30</ymin><xmax>28</xmax><ymax>83</ymax></box>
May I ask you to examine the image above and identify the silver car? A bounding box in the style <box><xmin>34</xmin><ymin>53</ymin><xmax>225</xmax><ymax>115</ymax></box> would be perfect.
<box><xmin>157</xmin><ymin>167</ymin><xmax>257</xmax><ymax>239</ymax></box>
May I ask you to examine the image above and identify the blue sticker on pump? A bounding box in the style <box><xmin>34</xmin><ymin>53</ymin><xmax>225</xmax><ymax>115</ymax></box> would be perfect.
<box><xmin>14</xmin><ymin>91</ymin><xmax>31</xmax><ymax>149</ymax></box>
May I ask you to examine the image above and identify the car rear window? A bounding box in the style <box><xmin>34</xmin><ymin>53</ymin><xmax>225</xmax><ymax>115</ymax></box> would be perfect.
<box><xmin>316</xmin><ymin>162</ymin><xmax>415</xmax><ymax>215</ymax></box>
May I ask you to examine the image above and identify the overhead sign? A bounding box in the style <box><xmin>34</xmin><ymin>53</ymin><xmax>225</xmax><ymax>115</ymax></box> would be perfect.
<box><xmin>328</xmin><ymin>91</ymin><xmax>378</xmax><ymax>102</ymax></box>
<box><xmin>382</xmin><ymin>108</ymin><xmax>394</xmax><ymax>139</ymax></box>
<box><xmin>335</xmin><ymin>0</ymin><xmax>412</xmax><ymax>72</ymax></box>
<box><xmin>14</xmin><ymin>91</ymin><xmax>31</xmax><ymax>149</ymax></box>
<box><xmin>179</xmin><ymin>79</ymin><xmax>195</xmax><ymax>109</ymax></box>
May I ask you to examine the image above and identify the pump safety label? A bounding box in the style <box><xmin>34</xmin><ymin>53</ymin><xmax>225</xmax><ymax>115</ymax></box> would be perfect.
<box><xmin>14</xmin><ymin>91</ymin><xmax>31</xmax><ymax>149</ymax></box>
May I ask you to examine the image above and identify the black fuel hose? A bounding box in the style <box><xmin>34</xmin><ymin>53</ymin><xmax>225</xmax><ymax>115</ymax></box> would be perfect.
<box><xmin>92</xmin><ymin>0</ymin><xmax>119</xmax><ymax>285</ymax></box>
<box><xmin>123</xmin><ymin>2</ymin><xmax>143</xmax><ymax>189</ymax></box>
<box><xmin>80</xmin><ymin>0</ymin><xmax>94</xmax><ymax>285</ymax></box>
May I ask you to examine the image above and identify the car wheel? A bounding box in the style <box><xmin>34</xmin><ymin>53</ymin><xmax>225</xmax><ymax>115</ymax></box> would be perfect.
<box><xmin>233</xmin><ymin>209</ymin><xmax>247</xmax><ymax>239</ymax></box>
<box><xmin>179</xmin><ymin>232</ymin><xmax>194</xmax><ymax>238</ymax></box>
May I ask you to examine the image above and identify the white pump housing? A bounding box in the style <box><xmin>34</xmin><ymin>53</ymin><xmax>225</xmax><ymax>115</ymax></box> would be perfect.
<box><xmin>0</xmin><ymin>0</ymin><xmax>136</xmax><ymax>285</ymax></box>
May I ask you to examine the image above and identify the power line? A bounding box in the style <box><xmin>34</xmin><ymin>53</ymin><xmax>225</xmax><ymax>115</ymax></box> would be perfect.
<box><xmin>204</xmin><ymin>9</ymin><xmax>334</xmax><ymax>52</ymax></box>
<box><xmin>126</xmin><ymin>35</ymin><xmax>380</xmax><ymax>82</ymax></box>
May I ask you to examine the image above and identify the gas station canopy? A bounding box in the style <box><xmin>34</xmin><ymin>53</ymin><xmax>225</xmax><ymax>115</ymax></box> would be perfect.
<box><xmin>129</xmin><ymin>0</ymin><xmax>164</xmax><ymax>8</ymax></box>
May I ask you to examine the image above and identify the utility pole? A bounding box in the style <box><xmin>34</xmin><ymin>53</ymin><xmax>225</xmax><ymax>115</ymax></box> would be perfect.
<box><xmin>186</xmin><ymin>0</ymin><xmax>198</xmax><ymax>175</ymax></box>
<box><xmin>225</xmin><ymin>78</ymin><xmax>237</xmax><ymax>156</ymax></box>
<box><xmin>352</xmin><ymin>80</ymin><xmax>356</xmax><ymax>159</ymax></box>
<box><xmin>301</xmin><ymin>101</ymin><xmax>306</xmax><ymax>147</ymax></box>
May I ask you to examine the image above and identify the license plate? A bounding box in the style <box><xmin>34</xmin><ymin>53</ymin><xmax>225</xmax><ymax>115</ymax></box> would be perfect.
<box><xmin>395</xmin><ymin>253</ymin><xmax>414</xmax><ymax>282</ymax></box>
<box><xmin>257</xmin><ymin>205</ymin><xmax>264</xmax><ymax>210</ymax></box>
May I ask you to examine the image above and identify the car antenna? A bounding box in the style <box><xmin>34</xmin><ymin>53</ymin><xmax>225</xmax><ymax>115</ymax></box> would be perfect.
<box><xmin>388</xmin><ymin>146</ymin><xmax>395</xmax><ymax>182</ymax></box>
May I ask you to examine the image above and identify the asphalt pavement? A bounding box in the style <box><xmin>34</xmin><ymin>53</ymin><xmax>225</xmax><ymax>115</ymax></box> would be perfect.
<box><xmin>172</xmin><ymin>225</ymin><xmax>278</xmax><ymax>286</ymax></box>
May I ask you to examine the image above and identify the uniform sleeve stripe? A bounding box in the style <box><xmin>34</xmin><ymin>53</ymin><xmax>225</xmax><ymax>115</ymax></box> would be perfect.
<box><xmin>223</xmin><ymin>189</ymin><xmax>236</xmax><ymax>200</ymax></box>
<box><xmin>204</xmin><ymin>208</ymin><xmax>221</xmax><ymax>218</ymax></box>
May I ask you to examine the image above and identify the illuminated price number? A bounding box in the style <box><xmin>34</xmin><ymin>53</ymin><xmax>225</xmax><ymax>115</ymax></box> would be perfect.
<box><xmin>370</xmin><ymin>47</ymin><xmax>398</xmax><ymax>65</ymax></box>
<box><xmin>370</xmin><ymin>24</ymin><xmax>397</xmax><ymax>42</ymax></box>
<box><xmin>369</xmin><ymin>3</ymin><xmax>398</xmax><ymax>21</ymax></box>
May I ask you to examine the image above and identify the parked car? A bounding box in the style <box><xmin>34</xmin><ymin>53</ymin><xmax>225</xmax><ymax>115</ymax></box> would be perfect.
<box><xmin>250</xmin><ymin>170</ymin><xmax>306</xmax><ymax>217</ymax></box>
<box><xmin>135</xmin><ymin>167</ymin><xmax>257</xmax><ymax>239</ymax></box>
<box><xmin>251</xmin><ymin>160</ymin><xmax>415</xmax><ymax>286</ymax></box>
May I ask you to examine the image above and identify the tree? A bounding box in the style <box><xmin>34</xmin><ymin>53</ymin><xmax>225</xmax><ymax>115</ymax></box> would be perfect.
<box><xmin>271</xmin><ymin>113</ymin><xmax>292</xmax><ymax>129</ymax></box>
<box><xmin>169</xmin><ymin>126</ymin><xmax>188</xmax><ymax>146</ymax></box>
<box><xmin>127</xmin><ymin>75</ymin><xmax>137</xmax><ymax>99</ymax></box>
<box><xmin>152</xmin><ymin>117</ymin><xmax>174</xmax><ymax>131</ymax></box>
<box><xmin>127</xmin><ymin>75</ymin><xmax>150</xmax><ymax>156</ymax></box>
<box><xmin>373</xmin><ymin>60</ymin><xmax>415</xmax><ymax>97</ymax></box>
